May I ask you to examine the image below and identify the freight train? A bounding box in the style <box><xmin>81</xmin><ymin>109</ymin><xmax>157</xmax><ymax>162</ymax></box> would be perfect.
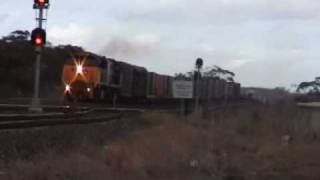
<box><xmin>62</xmin><ymin>53</ymin><xmax>241</xmax><ymax>102</ymax></box>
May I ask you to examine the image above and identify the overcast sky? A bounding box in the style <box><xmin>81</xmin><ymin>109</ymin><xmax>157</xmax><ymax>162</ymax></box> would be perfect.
<box><xmin>2</xmin><ymin>0</ymin><xmax>320</xmax><ymax>88</ymax></box>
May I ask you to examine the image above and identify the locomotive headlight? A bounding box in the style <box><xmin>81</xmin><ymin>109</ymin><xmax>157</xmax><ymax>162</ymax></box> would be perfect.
<box><xmin>65</xmin><ymin>85</ymin><xmax>71</xmax><ymax>92</ymax></box>
<box><xmin>76</xmin><ymin>64</ymin><xmax>83</xmax><ymax>74</ymax></box>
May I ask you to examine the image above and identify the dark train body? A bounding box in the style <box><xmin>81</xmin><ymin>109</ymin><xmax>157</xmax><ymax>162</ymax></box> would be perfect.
<box><xmin>62</xmin><ymin>53</ymin><xmax>241</xmax><ymax>102</ymax></box>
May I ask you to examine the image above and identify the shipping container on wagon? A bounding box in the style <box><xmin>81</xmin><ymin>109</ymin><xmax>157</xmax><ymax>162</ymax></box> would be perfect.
<box><xmin>208</xmin><ymin>78</ymin><xmax>217</xmax><ymax>100</ymax></box>
<box><xmin>216</xmin><ymin>79</ymin><xmax>226</xmax><ymax>99</ymax></box>
<box><xmin>108</xmin><ymin>59</ymin><xmax>121</xmax><ymax>87</ymax></box>
<box><xmin>99</xmin><ymin>58</ymin><xmax>108</xmax><ymax>86</ymax></box>
<box><xmin>167</xmin><ymin>76</ymin><xmax>173</xmax><ymax>98</ymax></box>
<box><xmin>154</xmin><ymin>73</ymin><xmax>161</xmax><ymax>97</ymax></box>
<box><xmin>154</xmin><ymin>74</ymin><xmax>161</xmax><ymax>97</ymax></box>
<box><xmin>99</xmin><ymin>58</ymin><xmax>121</xmax><ymax>88</ymax></box>
<box><xmin>210</xmin><ymin>78</ymin><xmax>218</xmax><ymax>99</ymax></box>
<box><xmin>147</xmin><ymin>72</ymin><xmax>156</xmax><ymax>98</ymax></box>
<box><xmin>161</xmin><ymin>75</ymin><xmax>168</xmax><ymax>98</ymax></box>
<box><xmin>118</xmin><ymin>62</ymin><xmax>134</xmax><ymax>97</ymax></box>
<box><xmin>162</xmin><ymin>75</ymin><xmax>168</xmax><ymax>98</ymax></box>
<box><xmin>225</xmin><ymin>82</ymin><xmax>237</xmax><ymax>100</ymax></box>
<box><xmin>225</xmin><ymin>82</ymin><xmax>231</xmax><ymax>100</ymax></box>
<box><xmin>200</xmin><ymin>78</ymin><xmax>209</xmax><ymax>100</ymax></box>
<box><xmin>204</xmin><ymin>77</ymin><xmax>224</xmax><ymax>100</ymax></box>
<box><xmin>154</xmin><ymin>74</ymin><xmax>167</xmax><ymax>98</ymax></box>
<box><xmin>205</xmin><ymin>78</ymin><xmax>210</xmax><ymax>100</ymax></box>
<box><xmin>233</xmin><ymin>83</ymin><xmax>241</xmax><ymax>99</ymax></box>
<box><xmin>132</xmin><ymin>66</ymin><xmax>148</xmax><ymax>98</ymax></box>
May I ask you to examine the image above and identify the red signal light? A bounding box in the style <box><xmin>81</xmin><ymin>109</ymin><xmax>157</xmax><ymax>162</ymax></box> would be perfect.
<box><xmin>39</xmin><ymin>1</ymin><xmax>45</xmax><ymax>7</ymax></box>
<box><xmin>35</xmin><ymin>36</ymin><xmax>43</xmax><ymax>46</ymax></box>
<box><xmin>31</xmin><ymin>28</ymin><xmax>46</xmax><ymax>47</ymax></box>
<box><xmin>34</xmin><ymin>0</ymin><xmax>49</xmax><ymax>8</ymax></box>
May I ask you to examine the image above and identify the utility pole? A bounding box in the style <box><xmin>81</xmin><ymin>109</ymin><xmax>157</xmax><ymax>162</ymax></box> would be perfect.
<box><xmin>194</xmin><ymin>58</ymin><xmax>203</xmax><ymax>113</ymax></box>
<box><xmin>29</xmin><ymin>0</ymin><xmax>49</xmax><ymax>113</ymax></box>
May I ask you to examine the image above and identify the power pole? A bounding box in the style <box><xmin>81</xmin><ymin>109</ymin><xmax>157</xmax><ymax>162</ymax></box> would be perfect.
<box><xmin>29</xmin><ymin>0</ymin><xmax>49</xmax><ymax>113</ymax></box>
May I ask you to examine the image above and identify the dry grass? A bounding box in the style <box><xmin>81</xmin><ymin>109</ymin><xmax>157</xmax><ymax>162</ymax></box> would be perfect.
<box><xmin>101</xmin><ymin>103</ymin><xmax>320</xmax><ymax>180</ymax></box>
<box><xmin>1</xmin><ymin>102</ymin><xmax>320</xmax><ymax>180</ymax></box>
<box><xmin>4</xmin><ymin>151</ymin><xmax>108</xmax><ymax>180</ymax></box>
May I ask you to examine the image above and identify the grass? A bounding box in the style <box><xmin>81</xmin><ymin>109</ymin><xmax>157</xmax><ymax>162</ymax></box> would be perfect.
<box><xmin>1</xmin><ymin>102</ymin><xmax>320</xmax><ymax>180</ymax></box>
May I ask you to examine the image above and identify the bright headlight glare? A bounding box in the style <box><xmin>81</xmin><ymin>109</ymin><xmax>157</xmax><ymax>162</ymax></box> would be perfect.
<box><xmin>65</xmin><ymin>85</ymin><xmax>71</xmax><ymax>91</ymax></box>
<box><xmin>76</xmin><ymin>64</ymin><xmax>83</xmax><ymax>74</ymax></box>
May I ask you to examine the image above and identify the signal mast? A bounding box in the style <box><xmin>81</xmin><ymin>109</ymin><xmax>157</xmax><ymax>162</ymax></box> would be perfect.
<box><xmin>29</xmin><ymin>0</ymin><xmax>49</xmax><ymax>112</ymax></box>
<box><xmin>195</xmin><ymin>58</ymin><xmax>203</xmax><ymax>112</ymax></box>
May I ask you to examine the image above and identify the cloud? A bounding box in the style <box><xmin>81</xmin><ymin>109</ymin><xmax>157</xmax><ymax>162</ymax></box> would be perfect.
<box><xmin>0</xmin><ymin>14</ymin><xmax>8</xmax><ymax>23</ymax></box>
<box><xmin>115</xmin><ymin>0</ymin><xmax>320</xmax><ymax>26</ymax></box>
<box><xmin>232</xmin><ymin>56</ymin><xmax>320</xmax><ymax>88</ymax></box>
<box><xmin>48</xmin><ymin>23</ymin><xmax>160</xmax><ymax>61</ymax></box>
<box><xmin>48</xmin><ymin>24</ymin><xmax>94</xmax><ymax>47</ymax></box>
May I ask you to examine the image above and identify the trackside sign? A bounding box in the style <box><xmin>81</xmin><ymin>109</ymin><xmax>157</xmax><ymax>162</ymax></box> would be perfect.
<box><xmin>172</xmin><ymin>80</ymin><xmax>193</xmax><ymax>99</ymax></box>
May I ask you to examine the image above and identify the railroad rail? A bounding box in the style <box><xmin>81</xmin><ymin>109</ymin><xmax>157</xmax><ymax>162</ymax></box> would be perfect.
<box><xmin>0</xmin><ymin>101</ymin><xmax>249</xmax><ymax>130</ymax></box>
<box><xmin>0</xmin><ymin>104</ymin><xmax>145</xmax><ymax>130</ymax></box>
<box><xmin>0</xmin><ymin>113</ymin><xmax>121</xmax><ymax>130</ymax></box>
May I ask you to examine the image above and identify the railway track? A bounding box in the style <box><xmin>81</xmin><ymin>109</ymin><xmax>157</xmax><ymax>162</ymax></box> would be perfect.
<box><xmin>0</xmin><ymin>113</ymin><xmax>121</xmax><ymax>130</ymax></box>
<box><xmin>0</xmin><ymin>100</ymin><xmax>250</xmax><ymax>130</ymax></box>
<box><xmin>0</xmin><ymin>105</ymin><xmax>145</xmax><ymax>130</ymax></box>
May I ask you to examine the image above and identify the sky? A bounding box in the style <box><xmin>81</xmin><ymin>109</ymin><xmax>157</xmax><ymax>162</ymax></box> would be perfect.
<box><xmin>1</xmin><ymin>0</ymin><xmax>320</xmax><ymax>89</ymax></box>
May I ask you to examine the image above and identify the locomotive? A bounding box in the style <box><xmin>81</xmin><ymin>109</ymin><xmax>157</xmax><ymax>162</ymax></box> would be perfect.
<box><xmin>62</xmin><ymin>53</ymin><xmax>173</xmax><ymax>102</ymax></box>
<box><xmin>62</xmin><ymin>53</ymin><xmax>241</xmax><ymax>102</ymax></box>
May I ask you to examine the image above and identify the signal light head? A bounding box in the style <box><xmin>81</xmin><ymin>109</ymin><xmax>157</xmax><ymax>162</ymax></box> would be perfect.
<box><xmin>34</xmin><ymin>0</ymin><xmax>49</xmax><ymax>9</ymax></box>
<box><xmin>31</xmin><ymin>28</ymin><xmax>46</xmax><ymax>47</ymax></box>
<box><xmin>196</xmin><ymin>58</ymin><xmax>203</xmax><ymax>69</ymax></box>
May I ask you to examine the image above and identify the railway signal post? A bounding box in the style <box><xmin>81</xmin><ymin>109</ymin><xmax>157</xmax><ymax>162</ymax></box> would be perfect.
<box><xmin>194</xmin><ymin>58</ymin><xmax>203</xmax><ymax>113</ymax></box>
<box><xmin>29</xmin><ymin>0</ymin><xmax>49</xmax><ymax>113</ymax></box>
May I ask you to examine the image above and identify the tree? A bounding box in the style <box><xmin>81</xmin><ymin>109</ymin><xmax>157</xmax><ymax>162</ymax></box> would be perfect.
<box><xmin>296</xmin><ymin>78</ymin><xmax>320</xmax><ymax>94</ymax></box>
<box><xmin>1</xmin><ymin>30</ymin><xmax>30</xmax><ymax>42</ymax></box>
<box><xmin>175</xmin><ymin>65</ymin><xmax>236</xmax><ymax>82</ymax></box>
<box><xmin>203</xmin><ymin>65</ymin><xmax>235</xmax><ymax>82</ymax></box>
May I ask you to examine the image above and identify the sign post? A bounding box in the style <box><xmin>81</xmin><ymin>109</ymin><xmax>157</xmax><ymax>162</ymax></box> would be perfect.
<box><xmin>172</xmin><ymin>80</ymin><xmax>193</xmax><ymax>116</ymax></box>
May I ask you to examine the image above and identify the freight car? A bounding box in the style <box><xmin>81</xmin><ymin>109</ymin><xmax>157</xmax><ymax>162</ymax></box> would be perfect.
<box><xmin>62</xmin><ymin>53</ymin><xmax>241</xmax><ymax>103</ymax></box>
<box><xmin>199</xmin><ymin>77</ymin><xmax>241</xmax><ymax>102</ymax></box>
